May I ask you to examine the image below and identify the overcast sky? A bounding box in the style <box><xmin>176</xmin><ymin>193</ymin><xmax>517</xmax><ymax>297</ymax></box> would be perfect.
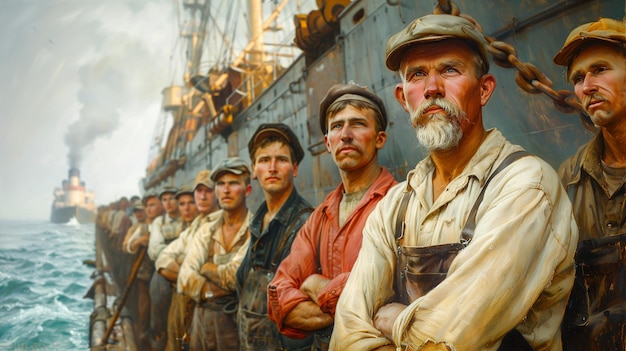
<box><xmin>0</xmin><ymin>0</ymin><xmax>179</xmax><ymax>220</ymax></box>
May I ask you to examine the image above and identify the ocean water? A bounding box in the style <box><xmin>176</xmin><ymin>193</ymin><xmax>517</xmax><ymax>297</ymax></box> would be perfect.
<box><xmin>0</xmin><ymin>220</ymin><xmax>94</xmax><ymax>350</ymax></box>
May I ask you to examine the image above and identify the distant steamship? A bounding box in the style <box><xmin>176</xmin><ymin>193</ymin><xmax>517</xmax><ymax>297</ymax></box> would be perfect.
<box><xmin>50</xmin><ymin>168</ymin><xmax>96</xmax><ymax>224</ymax></box>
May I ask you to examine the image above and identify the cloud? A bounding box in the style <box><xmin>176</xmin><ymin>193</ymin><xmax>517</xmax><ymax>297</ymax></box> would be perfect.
<box><xmin>0</xmin><ymin>0</ymin><xmax>176</xmax><ymax>220</ymax></box>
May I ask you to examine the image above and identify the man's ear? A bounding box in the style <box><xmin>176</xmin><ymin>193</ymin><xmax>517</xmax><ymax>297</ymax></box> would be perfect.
<box><xmin>479</xmin><ymin>73</ymin><xmax>496</xmax><ymax>106</ymax></box>
<box><xmin>394</xmin><ymin>83</ymin><xmax>410</xmax><ymax>113</ymax></box>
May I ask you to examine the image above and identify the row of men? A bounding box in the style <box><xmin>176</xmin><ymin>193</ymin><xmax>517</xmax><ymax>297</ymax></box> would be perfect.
<box><xmin>99</xmin><ymin>14</ymin><xmax>624</xmax><ymax>351</ymax></box>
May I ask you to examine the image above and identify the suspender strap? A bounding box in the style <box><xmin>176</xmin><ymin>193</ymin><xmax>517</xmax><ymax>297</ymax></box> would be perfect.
<box><xmin>461</xmin><ymin>151</ymin><xmax>530</xmax><ymax>242</ymax></box>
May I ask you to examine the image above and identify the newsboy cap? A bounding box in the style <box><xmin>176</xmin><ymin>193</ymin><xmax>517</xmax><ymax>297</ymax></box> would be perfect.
<box><xmin>248</xmin><ymin>123</ymin><xmax>305</xmax><ymax>163</ymax></box>
<box><xmin>385</xmin><ymin>14</ymin><xmax>489</xmax><ymax>72</ymax></box>
<box><xmin>553</xmin><ymin>17</ymin><xmax>626</xmax><ymax>66</ymax></box>
<box><xmin>193</xmin><ymin>170</ymin><xmax>214</xmax><ymax>191</ymax></box>
<box><xmin>158</xmin><ymin>186</ymin><xmax>178</xmax><ymax>199</ymax></box>
<box><xmin>175</xmin><ymin>186</ymin><xmax>194</xmax><ymax>200</ymax></box>
<box><xmin>210</xmin><ymin>157</ymin><xmax>250</xmax><ymax>182</ymax></box>
<box><xmin>318</xmin><ymin>83</ymin><xmax>387</xmax><ymax>135</ymax></box>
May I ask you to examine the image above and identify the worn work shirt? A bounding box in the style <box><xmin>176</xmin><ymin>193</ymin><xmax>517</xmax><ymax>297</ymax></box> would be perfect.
<box><xmin>267</xmin><ymin>168</ymin><xmax>397</xmax><ymax>338</ymax></box>
<box><xmin>236</xmin><ymin>189</ymin><xmax>313</xmax><ymax>292</ymax></box>
<box><xmin>155</xmin><ymin>211</ymin><xmax>219</xmax><ymax>292</ymax></box>
<box><xmin>178</xmin><ymin>211</ymin><xmax>251</xmax><ymax>302</ymax></box>
<box><xmin>148</xmin><ymin>213</ymin><xmax>183</xmax><ymax>261</ymax></box>
<box><xmin>331</xmin><ymin>129</ymin><xmax>578</xmax><ymax>351</ymax></box>
<box><xmin>559</xmin><ymin>132</ymin><xmax>626</xmax><ymax>241</ymax></box>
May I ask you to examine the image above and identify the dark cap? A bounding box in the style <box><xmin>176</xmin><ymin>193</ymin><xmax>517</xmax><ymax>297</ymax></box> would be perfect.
<box><xmin>385</xmin><ymin>14</ymin><xmax>489</xmax><ymax>72</ymax></box>
<box><xmin>175</xmin><ymin>186</ymin><xmax>194</xmax><ymax>200</ymax></box>
<box><xmin>318</xmin><ymin>83</ymin><xmax>387</xmax><ymax>135</ymax></box>
<box><xmin>158</xmin><ymin>186</ymin><xmax>178</xmax><ymax>199</ymax></box>
<box><xmin>193</xmin><ymin>170</ymin><xmax>214</xmax><ymax>190</ymax></box>
<box><xmin>248</xmin><ymin>123</ymin><xmax>305</xmax><ymax>164</ymax></box>
<box><xmin>210</xmin><ymin>157</ymin><xmax>250</xmax><ymax>181</ymax></box>
<box><xmin>553</xmin><ymin>18</ymin><xmax>626</xmax><ymax>66</ymax></box>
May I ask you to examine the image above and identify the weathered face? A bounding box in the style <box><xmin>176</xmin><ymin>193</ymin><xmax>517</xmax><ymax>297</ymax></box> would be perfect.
<box><xmin>145</xmin><ymin>197</ymin><xmax>163</xmax><ymax>221</ymax></box>
<box><xmin>395</xmin><ymin>40</ymin><xmax>495</xmax><ymax>151</ymax></box>
<box><xmin>252</xmin><ymin>141</ymin><xmax>298</xmax><ymax>197</ymax></box>
<box><xmin>569</xmin><ymin>42</ymin><xmax>626</xmax><ymax>128</ymax></box>
<box><xmin>177</xmin><ymin>193</ymin><xmax>197</xmax><ymax>223</ymax></box>
<box><xmin>324</xmin><ymin>105</ymin><xmax>386</xmax><ymax>172</ymax></box>
<box><xmin>161</xmin><ymin>193</ymin><xmax>178</xmax><ymax>216</ymax></box>
<box><xmin>194</xmin><ymin>184</ymin><xmax>216</xmax><ymax>215</ymax></box>
<box><xmin>215</xmin><ymin>173</ymin><xmax>251</xmax><ymax>212</ymax></box>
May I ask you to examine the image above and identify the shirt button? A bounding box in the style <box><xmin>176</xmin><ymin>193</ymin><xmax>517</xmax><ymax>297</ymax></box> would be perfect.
<box><xmin>607</xmin><ymin>221</ymin><xmax>617</xmax><ymax>229</ymax></box>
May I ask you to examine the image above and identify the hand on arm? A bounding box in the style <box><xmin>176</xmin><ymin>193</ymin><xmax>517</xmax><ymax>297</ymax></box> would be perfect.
<box><xmin>284</xmin><ymin>301</ymin><xmax>333</xmax><ymax>331</ymax></box>
<box><xmin>374</xmin><ymin>302</ymin><xmax>406</xmax><ymax>341</ymax></box>
<box><xmin>158</xmin><ymin>262</ymin><xmax>180</xmax><ymax>283</ymax></box>
<box><xmin>300</xmin><ymin>274</ymin><xmax>330</xmax><ymax>304</ymax></box>
<box><xmin>200</xmin><ymin>262</ymin><xmax>219</xmax><ymax>284</ymax></box>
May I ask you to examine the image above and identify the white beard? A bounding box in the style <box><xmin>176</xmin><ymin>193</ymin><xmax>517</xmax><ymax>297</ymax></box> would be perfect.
<box><xmin>410</xmin><ymin>98</ymin><xmax>465</xmax><ymax>151</ymax></box>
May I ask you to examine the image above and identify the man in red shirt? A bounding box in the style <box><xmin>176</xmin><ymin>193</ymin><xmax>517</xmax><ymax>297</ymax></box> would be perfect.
<box><xmin>267</xmin><ymin>83</ymin><xmax>397</xmax><ymax>350</ymax></box>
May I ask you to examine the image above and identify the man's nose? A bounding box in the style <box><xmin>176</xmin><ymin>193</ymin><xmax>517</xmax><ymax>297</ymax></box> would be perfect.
<box><xmin>424</xmin><ymin>72</ymin><xmax>445</xmax><ymax>99</ymax></box>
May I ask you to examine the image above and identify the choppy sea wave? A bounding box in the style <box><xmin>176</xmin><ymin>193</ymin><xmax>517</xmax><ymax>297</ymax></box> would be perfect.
<box><xmin>0</xmin><ymin>220</ymin><xmax>94</xmax><ymax>350</ymax></box>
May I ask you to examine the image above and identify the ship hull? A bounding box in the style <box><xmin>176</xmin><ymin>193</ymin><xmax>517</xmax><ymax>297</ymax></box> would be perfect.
<box><xmin>50</xmin><ymin>206</ymin><xmax>96</xmax><ymax>224</ymax></box>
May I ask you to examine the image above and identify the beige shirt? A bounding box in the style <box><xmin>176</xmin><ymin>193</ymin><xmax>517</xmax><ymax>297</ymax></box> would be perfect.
<box><xmin>148</xmin><ymin>213</ymin><xmax>183</xmax><ymax>261</ymax></box>
<box><xmin>155</xmin><ymin>211</ymin><xmax>220</xmax><ymax>292</ymax></box>
<box><xmin>331</xmin><ymin>129</ymin><xmax>578</xmax><ymax>351</ymax></box>
<box><xmin>178</xmin><ymin>210</ymin><xmax>251</xmax><ymax>302</ymax></box>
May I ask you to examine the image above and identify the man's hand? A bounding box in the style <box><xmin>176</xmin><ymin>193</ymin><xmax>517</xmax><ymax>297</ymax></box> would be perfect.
<box><xmin>284</xmin><ymin>301</ymin><xmax>333</xmax><ymax>331</ymax></box>
<box><xmin>374</xmin><ymin>302</ymin><xmax>406</xmax><ymax>340</ymax></box>
<box><xmin>300</xmin><ymin>274</ymin><xmax>330</xmax><ymax>304</ymax></box>
<box><xmin>200</xmin><ymin>262</ymin><xmax>219</xmax><ymax>283</ymax></box>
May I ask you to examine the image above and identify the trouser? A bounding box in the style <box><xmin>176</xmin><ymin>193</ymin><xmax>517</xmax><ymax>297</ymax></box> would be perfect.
<box><xmin>189</xmin><ymin>300</ymin><xmax>239</xmax><ymax>351</ymax></box>
<box><xmin>166</xmin><ymin>291</ymin><xmax>193</xmax><ymax>351</ymax></box>
<box><xmin>136</xmin><ymin>278</ymin><xmax>152</xmax><ymax>350</ymax></box>
<box><xmin>312</xmin><ymin>325</ymin><xmax>333</xmax><ymax>351</ymax></box>
<box><xmin>150</xmin><ymin>272</ymin><xmax>173</xmax><ymax>351</ymax></box>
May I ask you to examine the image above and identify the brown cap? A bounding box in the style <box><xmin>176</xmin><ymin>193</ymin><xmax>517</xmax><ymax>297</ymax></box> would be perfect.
<box><xmin>175</xmin><ymin>186</ymin><xmax>194</xmax><ymax>199</ymax></box>
<box><xmin>248</xmin><ymin>123</ymin><xmax>305</xmax><ymax>163</ymax></box>
<box><xmin>158</xmin><ymin>186</ymin><xmax>178</xmax><ymax>199</ymax></box>
<box><xmin>132</xmin><ymin>199</ymin><xmax>145</xmax><ymax>211</ymax></box>
<box><xmin>319</xmin><ymin>83</ymin><xmax>387</xmax><ymax>134</ymax></box>
<box><xmin>210</xmin><ymin>157</ymin><xmax>250</xmax><ymax>181</ymax></box>
<box><xmin>193</xmin><ymin>170</ymin><xmax>214</xmax><ymax>191</ymax></box>
<box><xmin>553</xmin><ymin>18</ymin><xmax>626</xmax><ymax>66</ymax></box>
<box><xmin>385</xmin><ymin>14</ymin><xmax>489</xmax><ymax>72</ymax></box>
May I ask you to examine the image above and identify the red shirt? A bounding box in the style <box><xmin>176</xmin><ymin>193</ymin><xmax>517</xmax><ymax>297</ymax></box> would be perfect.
<box><xmin>267</xmin><ymin>168</ymin><xmax>397</xmax><ymax>338</ymax></box>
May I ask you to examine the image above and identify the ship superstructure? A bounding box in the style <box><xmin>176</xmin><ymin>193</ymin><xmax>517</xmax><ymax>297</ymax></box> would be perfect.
<box><xmin>51</xmin><ymin>168</ymin><xmax>96</xmax><ymax>224</ymax></box>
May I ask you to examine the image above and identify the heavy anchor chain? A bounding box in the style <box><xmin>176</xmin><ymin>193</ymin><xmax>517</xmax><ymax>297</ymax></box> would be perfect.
<box><xmin>434</xmin><ymin>0</ymin><xmax>596</xmax><ymax>131</ymax></box>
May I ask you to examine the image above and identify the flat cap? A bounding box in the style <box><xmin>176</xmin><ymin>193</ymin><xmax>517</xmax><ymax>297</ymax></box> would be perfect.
<box><xmin>132</xmin><ymin>199</ymin><xmax>145</xmax><ymax>211</ymax></box>
<box><xmin>158</xmin><ymin>186</ymin><xmax>178</xmax><ymax>199</ymax></box>
<box><xmin>385</xmin><ymin>14</ymin><xmax>489</xmax><ymax>72</ymax></box>
<box><xmin>319</xmin><ymin>83</ymin><xmax>387</xmax><ymax>135</ymax></box>
<box><xmin>175</xmin><ymin>186</ymin><xmax>194</xmax><ymax>199</ymax></box>
<box><xmin>210</xmin><ymin>157</ymin><xmax>250</xmax><ymax>182</ymax></box>
<box><xmin>142</xmin><ymin>190</ymin><xmax>159</xmax><ymax>205</ymax></box>
<box><xmin>248</xmin><ymin>123</ymin><xmax>305</xmax><ymax>163</ymax></box>
<box><xmin>193</xmin><ymin>170</ymin><xmax>214</xmax><ymax>190</ymax></box>
<box><xmin>554</xmin><ymin>17</ymin><xmax>626</xmax><ymax>66</ymax></box>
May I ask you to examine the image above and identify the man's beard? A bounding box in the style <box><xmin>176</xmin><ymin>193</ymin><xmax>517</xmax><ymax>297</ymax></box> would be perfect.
<box><xmin>410</xmin><ymin>98</ymin><xmax>466</xmax><ymax>151</ymax></box>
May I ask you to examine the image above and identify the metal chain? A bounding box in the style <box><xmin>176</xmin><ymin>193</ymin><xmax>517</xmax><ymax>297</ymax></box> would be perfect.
<box><xmin>434</xmin><ymin>0</ymin><xmax>595</xmax><ymax>131</ymax></box>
